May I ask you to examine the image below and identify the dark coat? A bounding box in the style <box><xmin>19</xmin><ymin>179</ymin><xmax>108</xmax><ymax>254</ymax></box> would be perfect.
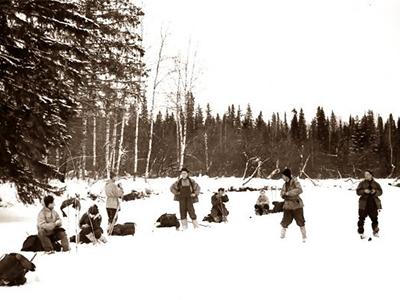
<box><xmin>79</xmin><ymin>213</ymin><xmax>102</xmax><ymax>231</ymax></box>
<box><xmin>210</xmin><ymin>194</ymin><xmax>229</xmax><ymax>220</ymax></box>
<box><xmin>281</xmin><ymin>177</ymin><xmax>304</xmax><ymax>210</ymax></box>
<box><xmin>170</xmin><ymin>177</ymin><xmax>200</xmax><ymax>203</ymax></box>
<box><xmin>0</xmin><ymin>253</ymin><xmax>36</xmax><ymax>286</ymax></box>
<box><xmin>356</xmin><ymin>179</ymin><xmax>382</xmax><ymax>210</ymax></box>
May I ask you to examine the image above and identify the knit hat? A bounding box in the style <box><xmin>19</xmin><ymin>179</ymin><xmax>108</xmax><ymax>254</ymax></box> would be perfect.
<box><xmin>365</xmin><ymin>170</ymin><xmax>374</xmax><ymax>176</ymax></box>
<box><xmin>88</xmin><ymin>204</ymin><xmax>99</xmax><ymax>215</ymax></box>
<box><xmin>180</xmin><ymin>167</ymin><xmax>189</xmax><ymax>173</ymax></box>
<box><xmin>281</xmin><ymin>168</ymin><xmax>292</xmax><ymax>179</ymax></box>
<box><xmin>43</xmin><ymin>195</ymin><xmax>54</xmax><ymax>208</ymax></box>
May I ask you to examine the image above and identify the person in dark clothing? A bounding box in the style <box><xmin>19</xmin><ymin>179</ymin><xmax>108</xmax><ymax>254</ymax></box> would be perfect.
<box><xmin>78</xmin><ymin>204</ymin><xmax>107</xmax><ymax>244</ymax></box>
<box><xmin>356</xmin><ymin>170</ymin><xmax>383</xmax><ymax>239</ymax></box>
<box><xmin>170</xmin><ymin>168</ymin><xmax>201</xmax><ymax>229</ymax></box>
<box><xmin>280</xmin><ymin>168</ymin><xmax>307</xmax><ymax>242</ymax></box>
<box><xmin>208</xmin><ymin>188</ymin><xmax>229</xmax><ymax>223</ymax></box>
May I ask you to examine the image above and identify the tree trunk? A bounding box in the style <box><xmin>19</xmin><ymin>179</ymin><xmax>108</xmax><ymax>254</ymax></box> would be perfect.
<box><xmin>145</xmin><ymin>31</ymin><xmax>166</xmax><ymax>180</ymax></box>
<box><xmin>111</xmin><ymin>116</ymin><xmax>118</xmax><ymax>172</ymax></box>
<box><xmin>116</xmin><ymin>111</ymin><xmax>126</xmax><ymax>176</ymax></box>
<box><xmin>204</xmin><ymin>132</ymin><xmax>209</xmax><ymax>173</ymax></box>
<box><xmin>105</xmin><ymin>113</ymin><xmax>111</xmax><ymax>178</ymax></box>
<box><xmin>80</xmin><ymin>116</ymin><xmax>87</xmax><ymax>179</ymax></box>
<box><xmin>92</xmin><ymin>115</ymin><xmax>97</xmax><ymax>174</ymax></box>
<box><xmin>133</xmin><ymin>103</ymin><xmax>140</xmax><ymax>179</ymax></box>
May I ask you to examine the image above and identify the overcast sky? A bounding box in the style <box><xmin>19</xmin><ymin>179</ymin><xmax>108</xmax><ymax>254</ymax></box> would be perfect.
<box><xmin>142</xmin><ymin>0</ymin><xmax>400</xmax><ymax>121</ymax></box>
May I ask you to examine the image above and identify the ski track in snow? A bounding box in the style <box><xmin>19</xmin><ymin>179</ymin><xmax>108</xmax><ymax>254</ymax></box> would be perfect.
<box><xmin>1</xmin><ymin>177</ymin><xmax>400</xmax><ymax>300</ymax></box>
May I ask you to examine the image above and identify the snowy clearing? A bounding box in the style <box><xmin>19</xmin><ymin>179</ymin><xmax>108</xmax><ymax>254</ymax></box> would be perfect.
<box><xmin>1</xmin><ymin>177</ymin><xmax>399</xmax><ymax>300</ymax></box>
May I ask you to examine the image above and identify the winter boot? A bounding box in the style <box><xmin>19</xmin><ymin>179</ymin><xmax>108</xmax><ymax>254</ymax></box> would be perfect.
<box><xmin>300</xmin><ymin>226</ymin><xmax>307</xmax><ymax>242</ymax></box>
<box><xmin>373</xmin><ymin>231</ymin><xmax>380</xmax><ymax>238</ymax></box>
<box><xmin>280</xmin><ymin>227</ymin><xmax>286</xmax><ymax>239</ymax></box>
<box><xmin>360</xmin><ymin>233</ymin><xmax>366</xmax><ymax>239</ymax></box>
<box><xmin>99</xmin><ymin>235</ymin><xmax>108</xmax><ymax>243</ymax></box>
<box><xmin>181</xmin><ymin>219</ymin><xmax>188</xmax><ymax>230</ymax></box>
<box><xmin>192</xmin><ymin>219</ymin><xmax>199</xmax><ymax>229</ymax></box>
<box><xmin>86</xmin><ymin>233</ymin><xmax>98</xmax><ymax>244</ymax></box>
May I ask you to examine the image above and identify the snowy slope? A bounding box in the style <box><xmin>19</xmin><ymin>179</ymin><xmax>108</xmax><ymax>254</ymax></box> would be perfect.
<box><xmin>1</xmin><ymin>177</ymin><xmax>400</xmax><ymax>300</ymax></box>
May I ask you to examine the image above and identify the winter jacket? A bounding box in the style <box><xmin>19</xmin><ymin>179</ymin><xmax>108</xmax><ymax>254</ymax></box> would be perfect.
<box><xmin>356</xmin><ymin>179</ymin><xmax>382</xmax><ymax>210</ymax></box>
<box><xmin>210</xmin><ymin>194</ymin><xmax>229</xmax><ymax>219</ymax></box>
<box><xmin>170</xmin><ymin>177</ymin><xmax>200</xmax><ymax>203</ymax></box>
<box><xmin>105</xmin><ymin>179</ymin><xmax>124</xmax><ymax>209</ymax></box>
<box><xmin>79</xmin><ymin>213</ymin><xmax>102</xmax><ymax>231</ymax></box>
<box><xmin>37</xmin><ymin>207</ymin><xmax>62</xmax><ymax>233</ymax></box>
<box><xmin>280</xmin><ymin>177</ymin><xmax>304</xmax><ymax>210</ymax></box>
<box><xmin>256</xmin><ymin>194</ymin><xmax>270</xmax><ymax>206</ymax></box>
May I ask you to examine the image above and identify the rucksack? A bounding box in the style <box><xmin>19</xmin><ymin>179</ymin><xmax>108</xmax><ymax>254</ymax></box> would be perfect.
<box><xmin>21</xmin><ymin>235</ymin><xmax>62</xmax><ymax>252</ymax></box>
<box><xmin>156</xmin><ymin>213</ymin><xmax>180</xmax><ymax>229</ymax></box>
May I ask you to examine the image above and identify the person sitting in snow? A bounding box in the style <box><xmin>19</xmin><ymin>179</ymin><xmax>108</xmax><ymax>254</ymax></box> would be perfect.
<box><xmin>204</xmin><ymin>188</ymin><xmax>229</xmax><ymax>223</ymax></box>
<box><xmin>77</xmin><ymin>204</ymin><xmax>107</xmax><ymax>244</ymax></box>
<box><xmin>105</xmin><ymin>172</ymin><xmax>124</xmax><ymax>232</ymax></box>
<box><xmin>170</xmin><ymin>168</ymin><xmax>201</xmax><ymax>229</ymax></box>
<box><xmin>254</xmin><ymin>189</ymin><xmax>270</xmax><ymax>215</ymax></box>
<box><xmin>37</xmin><ymin>195</ymin><xmax>70</xmax><ymax>253</ymax></box>
<box><xmin>279</xmin><ymin>168</ymin><xmax>307</xmax><ymax>242</ymax></box>
<box><xmin>356</xmin><ymin>170</ymin><xmax>383</xmax><ymax>239</ymax></box>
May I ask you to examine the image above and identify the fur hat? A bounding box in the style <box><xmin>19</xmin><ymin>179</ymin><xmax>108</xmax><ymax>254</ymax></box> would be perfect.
<box><xmin>88</xmin><ymin>204</ymin><xmax>99</xmax><ymax>215</ymax></box>
<box><xmin>180</xmin><ymin>167</ymin><xmax>189</xmax><ymax>173</ymax></box>
<box><xmin>43</xmin><ymin>195</ymin><xmax>54</xmax><ymax>208</ymax></box>
<box><xmin>281</xmin><ymin>168</ymin><xmax>292</xmax><ymax>179</ymax></box>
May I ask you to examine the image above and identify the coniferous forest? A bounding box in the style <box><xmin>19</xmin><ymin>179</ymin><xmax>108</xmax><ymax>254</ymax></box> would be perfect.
<box><xmin>1</xmin><ymin>1</ymin><xmax>399</xmax><ymax>203</ymax></box>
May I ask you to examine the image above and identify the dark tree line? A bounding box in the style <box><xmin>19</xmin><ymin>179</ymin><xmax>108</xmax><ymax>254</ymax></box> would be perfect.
<box><xmin>53</xmin><ymin>101</ymin><xmax>400</xmax><ymax>181</ymax></box>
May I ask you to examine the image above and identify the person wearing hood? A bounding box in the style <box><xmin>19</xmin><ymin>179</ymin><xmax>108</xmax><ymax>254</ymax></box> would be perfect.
<box><xmin>78</xmin><ymin>204</ymin><xmax>107</xmax><ymax>244</ymax></box>
<box><xmin>37</xmin><ymin>195</ymin><xmax>70</xmax><ymax>253</ymax></box>
<box><xmin>356</xmin><ymin>170</ymin><xmax>383</xmax><ymax>239</ymax></box>
<box><xmin>279</xmin><ymin>168</ymin><xmax>307</xmax><ymax>242</ymax></box>
<box><xmin>105</xmin><ymin>172</ymin><xmax>124</xmax><ymax>230</ymax></box>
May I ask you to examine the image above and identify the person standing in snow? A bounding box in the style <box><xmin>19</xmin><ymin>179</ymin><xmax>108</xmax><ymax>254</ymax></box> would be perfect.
<box><xmin>255</xmin><ymin>189</ymin><xmax>270</xmax><ymax>215</ymax></box>
<box><xmin>37</xmin><ymin>195</ymin><xmax>70</xmax><ymax>253</ymax></box>
<box><xmin>279</xmin><ymin>168</ymin><xmax>307</xmax><ymax>242</ymax></box>
<box><xmin>356</xmin><ymin>170</ymin><xmax>382</xmax><ymax>239</ymax></box>
<box><xmin>105</xmin><ymin>172</ymin><xmax>124</xmax><ymax>231</ymax></box>
<box><xmin>170</xmin><ymin>168</ymin><xmax>201</xmax><ymax>229</ymax></box>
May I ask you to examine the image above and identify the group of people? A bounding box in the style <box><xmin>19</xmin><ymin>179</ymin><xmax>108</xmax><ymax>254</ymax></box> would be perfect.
<box><xmin>169</xmin><ymin>167</ymin><xmax>383</xmax><ymax>242</ymax></box>
<box><xmin>35</xmin><ymin>166</ymin><xmax>383</xmax><ymax>253</ymax></box>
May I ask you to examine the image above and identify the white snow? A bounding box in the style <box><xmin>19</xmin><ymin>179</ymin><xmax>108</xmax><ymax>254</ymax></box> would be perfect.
<box><xmin>1</xmin><ymin>177</ymin><xmax>400</xmax><ymax>300</ymax></box>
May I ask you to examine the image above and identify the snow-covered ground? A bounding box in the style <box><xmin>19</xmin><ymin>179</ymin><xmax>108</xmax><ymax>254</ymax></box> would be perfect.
<box><xmin>1</xmin><ymin>176</ymin><xmax>400</xmax><ymax>300</ymax></box>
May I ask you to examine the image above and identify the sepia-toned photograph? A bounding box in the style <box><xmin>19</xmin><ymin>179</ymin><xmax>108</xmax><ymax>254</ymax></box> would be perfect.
<box><xmin>1</xmin><ymin>0</ymin><xmax>399</xmax><ymax>299</ymax></box>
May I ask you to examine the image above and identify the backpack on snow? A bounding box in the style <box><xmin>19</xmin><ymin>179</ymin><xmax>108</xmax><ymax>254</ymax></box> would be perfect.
<box><xmin>156</xmin><ymin>213</ymin><xmax>180</xmax><ymax>229</ymax></box>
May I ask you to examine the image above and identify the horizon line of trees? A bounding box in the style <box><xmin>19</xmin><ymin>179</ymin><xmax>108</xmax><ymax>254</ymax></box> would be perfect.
<box><xmin>48</xmin><ymin>100</ymin><xmax>400</xmax><ymax>181</ymax></box>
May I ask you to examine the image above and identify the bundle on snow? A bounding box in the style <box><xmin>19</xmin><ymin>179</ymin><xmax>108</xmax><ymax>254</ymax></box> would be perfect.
<box><xmin>270</xmin><ymin>201</ymin><xmax>284</xmax><ymax>213</ymax></box>
<box><xmin>0</xmin><ymin>253</ymin><xmax>36</xmax><ymax>286</ymax></box>
<box><xmin>228</xmin><ymin>186</ymin><xmax>270</xmax><ymax>192</ymax></box>
<box><xmin>21</xmin><ymin>234</ymin><xmax>62</xmax><ymax>252</ymax></box>
<box><xmin>122</xmin><ymin>190</ymin><xmax>146</xmax><ymax>201</ymax></box>
<box><xmin>111</xmin><ymin>222</ymin><xmax>136</xmax><ymax>236</ymax></box>
<box><xmin>156</xmin><ymin>213</ymin><xmax>180</xmax><ymax>229</ymax></box>
<box><xmin>60</xmin><ymin>197</ymin><xmax>81</xmax><ymax>218</ymax></box>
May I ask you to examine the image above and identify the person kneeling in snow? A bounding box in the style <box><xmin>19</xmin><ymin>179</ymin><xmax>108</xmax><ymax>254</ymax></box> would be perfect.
<box><xmin>254</xmin><ymin>189</ymin><xmax>270</xmax><ymax>215</ymax></box>
<box><xmin>37</xmin><ymin>195</ymin><xmax>70</xmax><ymax>253</ymax></box>
<box><xmin>77</xmin><ymin>204</ymin><xmax>107</xmax><ymax>244</ymax></box>
<box><xmin>204</xmin><ymin>188</ymin><xmax>229</xmax><ymax>223</ymax></box>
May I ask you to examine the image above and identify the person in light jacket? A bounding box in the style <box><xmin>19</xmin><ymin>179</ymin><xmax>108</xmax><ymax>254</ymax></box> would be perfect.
<box><xmin>255</xmin><ymin>189</ymin><xmax>270</xmax><ymax>215</ymax></box>
<box><xmin>279</xmin><ymin>168</ymin><xmax>307</xmax><ymax>242</ymax></box>
<box><xmin>37</xmin><ymin>195</ymin><xmax>70</xmax><ymax>253</ymax></box>
<box><xmin>105</xmin><ymin>172</ymin><xmax>124</xmax><ymax>229</ymax></box>
<box><xmin>170</xmin><ymin>168</ymin><xmax>201</xmax><ymax>229</ymax></box>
